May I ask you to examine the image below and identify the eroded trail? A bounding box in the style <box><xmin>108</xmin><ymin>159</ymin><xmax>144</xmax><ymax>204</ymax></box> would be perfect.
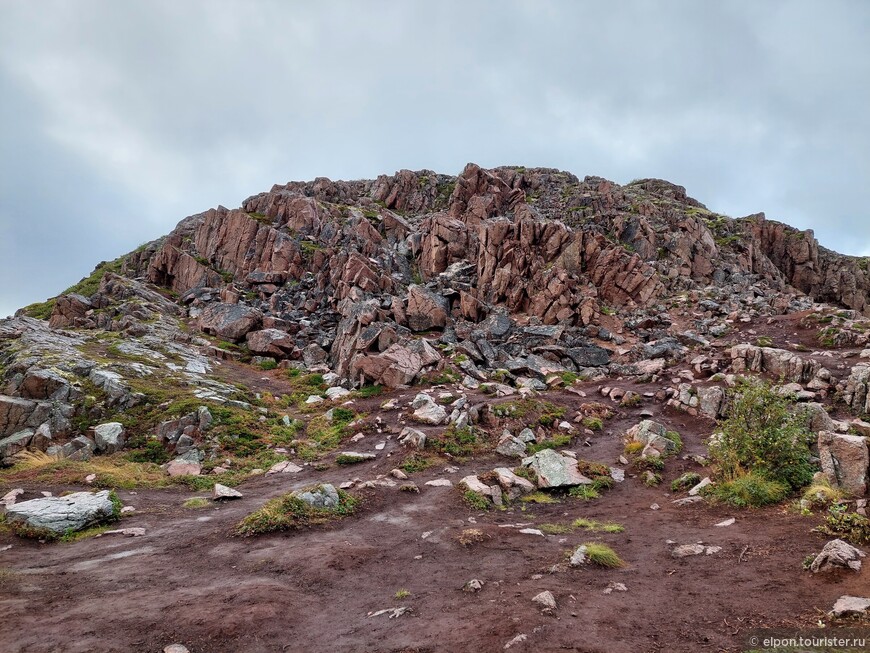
<box><xmin>1</xmin><ymin>383</ymin><xmax>864</xmax><ymax>653</ymax></box>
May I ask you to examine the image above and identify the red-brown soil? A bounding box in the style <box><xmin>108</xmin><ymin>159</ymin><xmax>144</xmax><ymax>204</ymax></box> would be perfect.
<box><xmin>2</xmin><ymin>372</ymin><xmax>865</xmax><ymax>653</ymax></box>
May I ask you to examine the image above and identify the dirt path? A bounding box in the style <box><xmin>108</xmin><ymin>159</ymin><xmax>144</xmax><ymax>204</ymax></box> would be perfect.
<box><xmin>1</xmin><ymin>383</ymin><xmax>864</xmax><ymax>653</ymax></box>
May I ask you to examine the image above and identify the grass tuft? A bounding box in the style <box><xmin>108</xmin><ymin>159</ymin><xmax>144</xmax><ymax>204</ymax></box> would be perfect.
<box><xmin>581</xmin><ymin>542</ymin><xmax>626</xmax><ymax>568</ymax></box>
<box><xmin>234</xmin><ymin>488</ymin><xmax>357</xmax><ymax>536</ymax></box>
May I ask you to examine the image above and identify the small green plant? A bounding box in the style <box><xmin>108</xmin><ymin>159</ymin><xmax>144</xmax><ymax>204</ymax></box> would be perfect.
<box><xmin>427</xmin><ymin>425</ymin><xmax>478</xmax><ymax>457</ymax></box>
<box><xmin>755</xmin><ymin>336</ymin><xmax>773</xmax><ymax>347</ymax></box>
<box><xmin>663</xmin><ymin>430</ymin><xmax>683</xmax><ymax>453</ymax></box>
<box><xmin>571</xmin><ymin>518</ymin><xmax>624</xmax><ymax>533</ymax></box>
<box><xmin>709</xmin><ymin>471</ymin><xmax>789</xmax><ymax>508</ymax></box>
<box><xmin>801</xmin><ymin>478</ymin><xmax>846</xmax><ymax>509</ymax></box>
<box><xmin>259</xmin><ymin>359</ymin><xmax>278</xmax><ymax>371</ymax></box>
<box><xmin>395</xmin><ymin>589</ymin><xmax>411</xmax><ymax>600</ymax></box>
<box><xmin>461</xmin><ymin>489</ymin><xmax>491</xmax><ymax>511</ymax></box>
<box><xmin>331</xmin><ymin>407</ymin><xmax>356</xmax><ymax>424</ymax></box>
<box><xmin>335</xmin><ymin>453</ymin><xmax>368</xmax><ymax>465</ymax></box>
<box><xmin>643</xmin><ymin>471</ymin><xmax>662</xmax><ymax>487</ymax></box>
<box><xmin>183</xmin><ymin>497</ymin><xmax>210</xmax><ymax>509</ymax></box>
<box><xmin>400</xmin><ymin>453</ymin><xmax>438</xmax><ymax>474</ymax></box>
<box><xmin>671</xmin><ymin>471</ymin><xmax>702</xmax><ymax>492</ymax></box>
<box><xmin>569</xmin><ymin>485</ymin><xmax>600</xmax><ymax>501</ymax></box>
<box><xmin>125</xmin><ymin>439</ymin><xmax>170</xmax><ymax>464</ymax></box>
<box><xmin>581</xmin><ymin>542</ymin><xmax>625</xmax><ymax>568</ymax></box>
<box><xmin>814</xmin><ymin>505</ymin><xmax>870</xmax><ymax>544</ymax></box>
<box><xmin>539</xmin><ymin>522</ymin><xmax>572</xmax><ymax>534</ymax></box>
<box><xmin>582</xmin><ymin>417</ymin><xmax>603</xmax><ymax>431</ymax></box>
<box><xmin>620</xmin><ymin>393</ymin><xmax>641</xmax><ymax>408</ymax></box>
<box><xmin>520</xmin><ymin>491</ymin><xmax>560</xmax><ymax>504</ymax></box>
<box><xmin>356</xmin><ymin>384</ymin><xmax>383</xmax><ymax>398</ymax></box>
<box><xmin>560</xmin><ymin>371</ymin><xmax>579</xmax><ymax>385</ymax></box>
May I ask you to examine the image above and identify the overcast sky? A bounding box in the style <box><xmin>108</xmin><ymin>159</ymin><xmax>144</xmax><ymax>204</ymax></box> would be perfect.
<box><xmin>1</xmin><ymin>0</ymin><xmax>868</xmax><ymax>317</ymax></box>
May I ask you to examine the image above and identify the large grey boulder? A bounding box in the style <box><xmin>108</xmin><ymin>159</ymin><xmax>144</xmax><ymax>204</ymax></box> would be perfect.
<box><xmin>818</xmin><ymin>431</ymin><xmax>869</xmax><ymax>496</ymax></box>
<box><xmin>94</xmin><ymin>422</ymin><xmax>125</xmax><ymax>453</ymax></box>
<box><xmin>522</xmin><ymin>449</ymin><xmax>591</xmax><ymax>488</ymax></box>
<box><xmin>5</xmin><ymin>490</ymin><xmax>117</xmax><ymax>534</ymax></box>
<box><xmin>296</xmin><ymin>483</ymin><xmax>340</xmax><ymax>509</ymax></box>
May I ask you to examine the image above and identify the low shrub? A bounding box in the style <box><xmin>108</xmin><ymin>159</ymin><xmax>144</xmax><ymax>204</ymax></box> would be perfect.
<box><xmin>235</xmin><ymin>489</ymin><xmax>356</xmax><ymax>536</ymax></box>
<box><xmin>709</xmin><ymin>471</ymin><xmax>789</xmax><ymax>508</ymax></box>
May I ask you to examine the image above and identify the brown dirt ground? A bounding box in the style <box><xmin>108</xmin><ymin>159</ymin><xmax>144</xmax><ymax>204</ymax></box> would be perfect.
<box><xmin>1</xmin><ymin>318</ymin><xmax>868</xmax><ymax>653</ymax></box>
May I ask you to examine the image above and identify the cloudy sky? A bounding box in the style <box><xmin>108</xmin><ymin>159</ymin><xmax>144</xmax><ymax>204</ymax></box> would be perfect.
<box><xmin>1</xmin><ymin>0</ymin><xmax>868</xmax><ymax>317</ymax></box>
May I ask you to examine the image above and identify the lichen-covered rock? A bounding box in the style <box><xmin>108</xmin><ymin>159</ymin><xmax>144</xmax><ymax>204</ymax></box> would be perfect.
<box><xmin>296</xmin><ymin>483</ymin><xmax>340</xmax><ymax>509</ymax></box>
<box><xmin>5</xmin><ymin>490</ymin><xmax>117</xmax><ymax>534</ymax></box>
<box><xmin>93</xmin><ymin>422</ymin><xmax>125</xmax><ymax>454</ymax></box>
<box><xmin>521</xmin><ymin>449</ymin><xmax>591</xmax><ymax>488</ymax></box>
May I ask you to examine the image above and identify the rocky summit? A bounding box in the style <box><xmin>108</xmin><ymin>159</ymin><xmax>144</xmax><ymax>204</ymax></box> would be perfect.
<box><xmin>1</xmin><ymin>163</ymin><xmax>869</xmax><ymax>652</ymax></box>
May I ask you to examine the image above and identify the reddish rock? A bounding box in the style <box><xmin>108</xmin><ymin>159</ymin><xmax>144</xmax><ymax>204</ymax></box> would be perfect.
<box><xmin>199</xmin><ymin>303</ymin><xmax>262</xmax><ymax>341</ymax></box>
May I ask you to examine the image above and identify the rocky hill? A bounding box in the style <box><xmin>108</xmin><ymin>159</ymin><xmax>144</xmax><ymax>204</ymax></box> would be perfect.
<box><xmin>0</xmin><ymin>163</ymin><xmax>868</xmax><ymax>652</ymax></box>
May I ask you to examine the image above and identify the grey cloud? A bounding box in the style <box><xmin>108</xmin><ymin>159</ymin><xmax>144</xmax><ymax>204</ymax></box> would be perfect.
<box><xmin>1</xmin><ymin>0</ymin><xmax>868</xmax><ymax>317</ymax></box>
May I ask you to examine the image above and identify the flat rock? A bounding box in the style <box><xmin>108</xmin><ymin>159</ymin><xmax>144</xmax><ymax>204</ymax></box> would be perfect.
<box><xmin>522</xmin><ymin>449</ymin><xmax>591</xmax><ymax>488</ymax></box>
<box><xmin>5</xmin><ymin>490</ymin><xmax>116</xmax><ymax>534</ymax></box>
<box><xmin>830</xmin><ymin>595</ymin><xmax>870</xmax><ymax>617</ymax></box>
<box><xmin>266</xmin><ymin>460</ymin><xmax>302</xmax><ymax>475</ymax></box>
<box><xmin>424</xmin><ymin>479</ymin><xmax>453</xmax><ymax>487</ymax></box>
<box><xmin>212</xmin><ymin>483</ymin><xmax>243</xmax><ymax>500</ymax></box>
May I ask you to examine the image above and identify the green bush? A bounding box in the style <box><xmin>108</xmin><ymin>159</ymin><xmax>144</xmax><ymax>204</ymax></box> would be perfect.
<box><xmin>815</xmin><ymin>505</ymin><xmax>870</xmax><ymax>544</ymax></box>
<box><xmin>126</xmin><ymin>439</ymin><xmax>170</xmax><ymax>464</ymax></box>
<box><xmin>709</xmin><ymin>377</ymin><xmax>814</xmax><ymax>490</ymax></box>
<box><xmin>709</xmin><ymin>471</ymin><xmax>789</xmax><ymax>507</ymax></box>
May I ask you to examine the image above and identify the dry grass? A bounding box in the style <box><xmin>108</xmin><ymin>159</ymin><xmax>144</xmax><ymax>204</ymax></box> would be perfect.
<box><xmin>1</xmin><ymin>452</ymin><xmax>171</xmax><ymax>490</ymax></box>
<box><xmin>457</xmin><ymin>528</ymin><xmax>485</xmax><ymax>546</ymax></box>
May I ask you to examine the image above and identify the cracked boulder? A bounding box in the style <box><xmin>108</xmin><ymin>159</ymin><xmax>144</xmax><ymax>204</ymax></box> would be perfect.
<box><xmin>818</xmin><ymin>431</ymin><xmax>869</xmax><ymax>496</ymax></box>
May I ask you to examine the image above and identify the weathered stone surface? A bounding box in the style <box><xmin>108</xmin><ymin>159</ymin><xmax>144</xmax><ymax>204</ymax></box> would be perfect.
<box><xmin>5</xmin><ymin>490</ymin><xmax>116</xmax><ymax>534</ymax></box>
<box><xmin>245</xmin><ymin>329</ymin><xmax>295</xmax><ymax>357</ymax></box>
<box><xmin>809</xmin><ymin>538</ymin><xmax>865</xmax><ymax>573</ymax></box>
<box><xmin>0</xmin><ymin>429</ymin><xmax>33</xmax><ymax>464</ymax></box>
<box><xmin>199</xmin><ymin>303</ymin><xmax>263</xmax><ymax>341</ymax></box>
<box><xmin>818</xmin><ymin>431</ymin><xmax>869</xmax><ymax>496</ymax></box>
<box><xmin>399</xmin><ymin>427</ymin><xmax>427</xmax><ymax>449</ymax></box>
<box><xmin>531</xmin><ymin>590</ymin><xmax>557</xmax><ymax>611</ymax></box>
<box><xmin>522</xmin><ymin>449</ymin><xmax>591</xmax><ymax>488</ymax></box>
<box><xmin>296</xmin><ymin>483</ymin><xmax>340</xmax><ymax>509</ymax></box>
<box><xmin>213</xmin><ymin>483</ymin><xmax>243</xmax><ymax>500</ymax></box>
<box><xmin>93</xmin><ymin>422</ymin><xmax>125</xmax><ymax>453</ymax></box>
<box><xmin>830</xmin><ymin>595</ymin><xmax>870</xmax><ymax>618</ymax></box>
<box><xmin>353</xmin><ymin>343</ymin><xmax>424</xmax><ymax>388</ymax></box>
<box><xmin>496</xmin><ymin>434</ymin><xmax>527</xmax><ymax>458</ymax></box>
<box><xmin>406</xmin><ymin>285</ymin><xmax>448</xmax><ymax>332</ymax></box>
<box><xmin>411</xmin><ymin>394</ymin><xmax>447</xmax><ymax>425</ymax></box>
